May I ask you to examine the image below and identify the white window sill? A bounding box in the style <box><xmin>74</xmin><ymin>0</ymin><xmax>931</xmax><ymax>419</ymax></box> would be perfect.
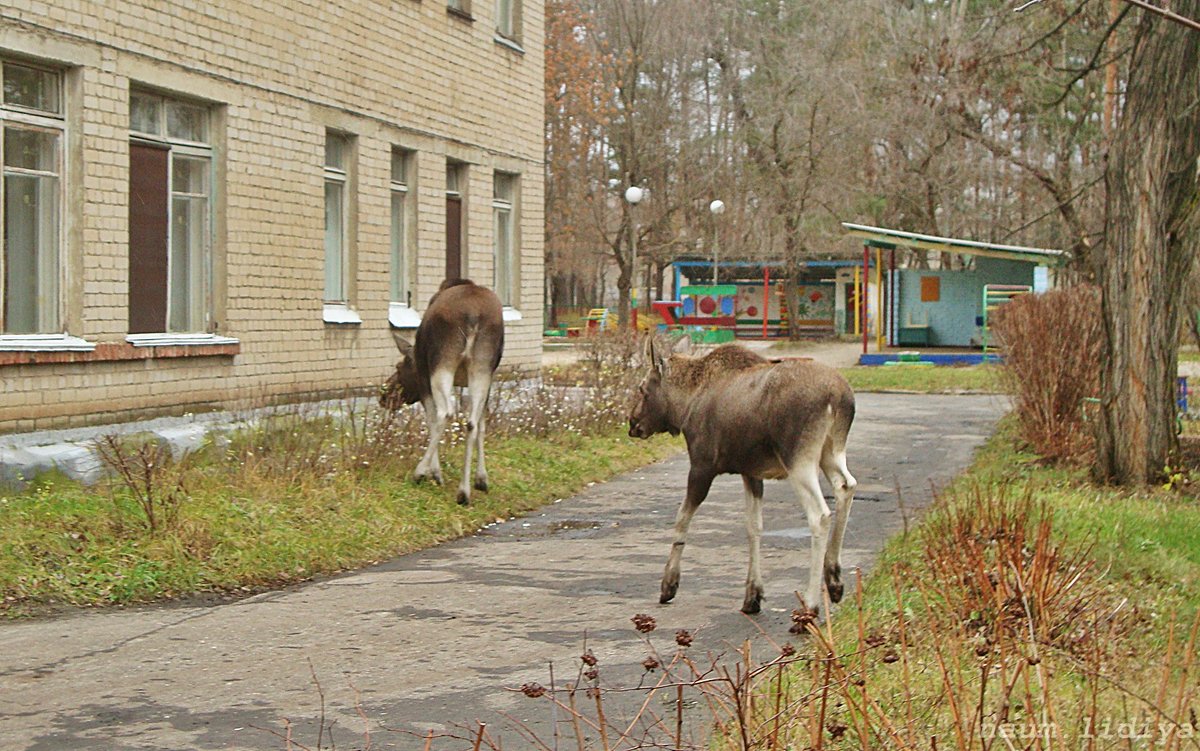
<box><xmin>126</xmin><ymin>333</ymin><xmax>240</xmax><ymax>347</ymax></box>
<box><xmin>0</xmin><ymin>334</ymin><xmax>97</xmax><ymax>352</ymax></box>
<box><xmin>388</xmin><ymin>303</ymin><xmax>423</xmax><ymax>329</ymax></box>
<box><xmin>502</xmin><ymin>307</ymin><xmax>523</xmax><ymax>322</ymax></box>
<box><xmin>494</xmin><ymin>34</ymin><xmax>525</xmax><ymax>54</ymax></box>
<box><xmin>323</xmin><ymin>304</ymin><xmax>363</xmax><ymax>325</ymax></box>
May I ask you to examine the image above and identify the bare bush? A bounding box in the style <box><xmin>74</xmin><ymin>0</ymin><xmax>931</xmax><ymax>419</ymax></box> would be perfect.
<box><xmin>992</xmin><ymin>285</ymin><xmax>1103</xmax><ymax>463</ymax></box>
<box><xmin>94</xmin><ymin>434</ymin><xmax>187</xmax><ymax>533</ymax></box>
<box><xmin>919</xmin><ymin>484</ymin><xmax>1133</xmax><ymax>660</ymax></box>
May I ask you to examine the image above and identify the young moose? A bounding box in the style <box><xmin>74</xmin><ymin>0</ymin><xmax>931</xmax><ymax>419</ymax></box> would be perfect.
<box><xmin>380</xmin><ymin>279</ymin><xmax>504</xmax><ymax>506</ymax></box>
<box><xmin>628</xmin><ymin>339</ymin><xmax>857</xmax><ymax>616</ymax></box>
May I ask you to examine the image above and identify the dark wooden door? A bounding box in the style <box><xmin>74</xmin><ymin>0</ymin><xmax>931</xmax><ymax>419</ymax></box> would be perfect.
<box><xmin>128</xmin><ymin>141</ymin><xmax>170</xmax><ymax>334</ymax></box>
<box><xmin>445</xmin><ymin>195</ymin><xmax>462</xmax><ymax>282</ymax></box>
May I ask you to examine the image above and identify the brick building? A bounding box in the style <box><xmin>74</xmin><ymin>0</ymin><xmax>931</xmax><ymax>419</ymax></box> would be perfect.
<box><xmin>0</xmin><ymin>0</ymin><xmax>544</xmax><ymax>432</ymax></box>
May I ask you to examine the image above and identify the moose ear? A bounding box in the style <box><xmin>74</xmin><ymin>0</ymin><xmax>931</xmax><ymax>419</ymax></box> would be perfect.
<box><xmin>645</xmin><ymin>336</ymin><xmax>668</xmax><ymax>376</ymax></box>
<box><xmin>391</xmin><ymin>330</ymin><xmax>415</xmax><ymax>358</ymax></box>
<box><xmin>671</xmin><ymin>335</ymin><xmax>692</xmax><ymax>355</ymax></box>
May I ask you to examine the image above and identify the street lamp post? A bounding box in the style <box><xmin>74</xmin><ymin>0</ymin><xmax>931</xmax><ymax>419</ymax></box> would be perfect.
<box><xmin>624</xmin><ymin>185</ymin><xmax>645</xmax><ymax>329</ymax></box>
<box><xmin>709</xmin><ymin>199</ymin><xmax>726</xmax><ymax>285</ymax></box>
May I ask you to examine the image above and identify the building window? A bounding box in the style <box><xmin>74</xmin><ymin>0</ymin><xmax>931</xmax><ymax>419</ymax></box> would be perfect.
<box><xmin>1</xmin><ymin>60</ymin><xmax>63</xmax><ymax>335</ymax></box>
<box><xmin>448</xmin><ymin>0</ymin><xmax>473</xmax><ymax>18</ymax></box>
<box><xmin>390</xmin><ymin>148</ymin><xmax>415</xmax><ymax>308</ymax></box>
<box><xmin>445</xmin><ymin>162</ymin><xmax>464</xmax><ymax>281</ymax></box>
<box><xmin>324</xmin><ymin>132</ymin><xmax>350</xmax><ymax>305</ymax></box>
<box><xmin>128</xmin><ymin>89</ymin><xmax>212</xmax><ymax>334</ymax></box>
<box><xmin>492</xmin><ymin>172</ymin><xmax>517</xmax><ymax>307</ymax></box>
<box><xmin>496</xmin><ymin>0</ymin><xmax>520</xmax><ymax>41</ymax></box>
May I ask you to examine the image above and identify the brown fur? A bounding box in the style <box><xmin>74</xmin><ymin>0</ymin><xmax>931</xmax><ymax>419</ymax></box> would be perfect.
<box><xmin>381</xmin><ymin>279</ymin><xmax>504</xmax><ymax>505</ymax></box>
<box><xmin>666</xmin><ymin>343</ymin><xmax>770</xmax><ymax>390</ymax></box>
<box><xmin>629</xmin><ymin>339</ymin><xmax>857</xmax><ymax>617</ymax></box>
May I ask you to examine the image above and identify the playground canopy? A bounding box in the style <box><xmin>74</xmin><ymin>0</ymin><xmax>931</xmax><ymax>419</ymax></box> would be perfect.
<box><xmin>841</xmin><ymin>222</ymin><xmax>1070</xmax><ymax>266</ymax></box>
<box><xmin>841</xmin><ymin>222</ymin><xmax>1069</xmax><ymax>354</ymax></box>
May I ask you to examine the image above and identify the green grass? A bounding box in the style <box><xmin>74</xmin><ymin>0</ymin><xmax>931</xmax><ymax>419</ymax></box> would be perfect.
<box><xmin>0</xmin><ymin>426</ymin><xmax>680</xmax><ymax>616</ymax></box>
<box><xmin>864</xmin><ymin>419</ymin><xmax>1200</xmax><ymax>617</ymax></box>
<box><xmin>840</xmin><ymin>364</ymin><xmax>1007</xmax><ymax>394</ymax></box>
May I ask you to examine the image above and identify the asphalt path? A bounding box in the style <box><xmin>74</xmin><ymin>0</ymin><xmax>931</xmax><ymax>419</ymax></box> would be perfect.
<box><xmin>0</xmin><ymin>392</ymin><xmax>1005</xmax><ymax>750</ymax></box>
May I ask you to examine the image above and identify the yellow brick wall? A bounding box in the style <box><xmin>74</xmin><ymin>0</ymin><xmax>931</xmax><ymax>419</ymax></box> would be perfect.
<box><xmin>0</xmin><ymin>0</ymin><xmax>545</xmax><ymax>431</ymax></box>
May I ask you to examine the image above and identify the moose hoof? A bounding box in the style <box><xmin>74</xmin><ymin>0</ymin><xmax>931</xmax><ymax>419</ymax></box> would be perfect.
<box><xmin>827</xmin><ymin>582</ymin><xmax>844</xmax><ymax>604</ymax></box>
<box><xmin>456</xmin><ymin>490</ymin><xmax>470</xmax><ymax>506</ymax></box>
<box><xmin>660</xmin><ymin>580</ymin><xmax>678</xmax><ymax>604</ymax></box>
<box><xmin>474</xmin><ymin>477</ymin><xmax>489</xmax><ymax>493</ymax></box>
<box><xmin>741</xmin><ymin>582</ymin><xmax>764</xmax><ymax>614</ymax></box>
<box><xmin>413</xmin><ymin>469</ymin><xmax>444</xmax><ymax>486</ymax></box>
<box><xmin>824</xmin><ymin>563</ymin><xmax>844</xmax><ymax>604</ymax></box>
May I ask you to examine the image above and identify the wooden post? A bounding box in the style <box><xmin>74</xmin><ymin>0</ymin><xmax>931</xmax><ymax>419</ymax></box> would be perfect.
<box><xmin>854</xmin><ymin>265</ymin><xmax>864</xmax><ymax>331</ymax></box>
<box><xmin>889</xmin><ymin>248</ymin><xmax>896</xmax><ymax>347</ymax></box>
<box><xmin>862</xmin><ymin>245</ymin><xmax>869</xmax><ymax>354</ymax></box>
<box><xmin>878</xmin><ymin>245</ymin><xmax>888</xmax><ymax>350</ymax></box>
<box><xmin>762</xmin><ymin>266</ymin><xmax>770</xmax><ymax>339</ymax></box>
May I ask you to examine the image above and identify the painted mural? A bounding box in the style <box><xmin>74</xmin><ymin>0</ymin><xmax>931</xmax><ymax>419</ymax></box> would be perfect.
<box><xmin>787</xmin><ymin>283</ymin><xmax>836</xmax><ymax>324</ymax></box>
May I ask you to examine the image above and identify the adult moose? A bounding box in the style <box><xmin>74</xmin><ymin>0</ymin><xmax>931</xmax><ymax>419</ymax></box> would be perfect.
<box><xmin>381</xmin><ymin>279</ymin><xmax>504</xmax><ymax>506</ymax></box>
<box><xmin>628</xmin><ymin>339</ymin><xmax>857</xmax><ymax>617</ymax></box>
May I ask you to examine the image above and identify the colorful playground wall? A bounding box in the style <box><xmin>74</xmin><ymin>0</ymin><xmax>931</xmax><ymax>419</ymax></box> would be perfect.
<box><xmin>673</xmin><ymin>281</ymin><xmax>836</xmax><ymax>337</ymax></box>
<box><xmin>732</xmin><ymin>284</ymin><xmax>784</xmax><ymax>324</ymax></box>
<box><xmin>785</xmin><ymin>283</ymin><xmax>836</xmax><ymax>327</ymax></box>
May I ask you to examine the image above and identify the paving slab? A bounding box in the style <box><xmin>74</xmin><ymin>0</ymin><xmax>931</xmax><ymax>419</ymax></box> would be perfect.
<box><xmin>0</xmin><ymin>393</ymin><xmax>1006</xmax><ymax>750</ymax></box>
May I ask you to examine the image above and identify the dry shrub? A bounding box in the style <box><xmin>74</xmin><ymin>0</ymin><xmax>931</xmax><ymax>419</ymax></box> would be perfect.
<box><xmin>992</xmin><ymin>285</ymin><xmax>1102</xmax><ymax>463</ymax></box>
<box><xmin>94</xmin><ymin>434</ymin><xmax>188</xmax><ymax>533</ymax></box>
<box><xmin>919</xmin><ymin>484</ymin><xmax>1132</xmax><ymax>659</ymax></box>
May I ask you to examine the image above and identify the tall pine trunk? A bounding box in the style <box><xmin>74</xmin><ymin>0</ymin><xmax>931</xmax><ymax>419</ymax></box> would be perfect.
<box><xmin>1096</xmin><ymin>2</ymin><xmax>1200</xmax><ymax>484</ymax></box>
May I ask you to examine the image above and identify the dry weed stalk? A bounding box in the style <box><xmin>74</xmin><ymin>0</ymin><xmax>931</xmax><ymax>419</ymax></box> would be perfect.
<box><xmin>94</xmin><ymin>433</ymin><xmax>187</xmax><ymax>532</ymax></box>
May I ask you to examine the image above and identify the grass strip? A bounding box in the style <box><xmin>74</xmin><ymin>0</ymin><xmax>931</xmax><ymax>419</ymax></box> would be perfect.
<box><xmin>0</xmin><ymin>426</ymin><xmax>680</xmax><ymax>616</ymax></box>
<box><xmin>840</xmin><ymin>364</ymin><xmax>1007</xmax><ymax>394</ymax></box>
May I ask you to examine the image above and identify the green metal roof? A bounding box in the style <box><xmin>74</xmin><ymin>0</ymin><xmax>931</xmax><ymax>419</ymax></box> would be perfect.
<box><xmin>842</xmin><ymin>222</ymin><xmax>1069</xmax><ymax>266</ymax></box>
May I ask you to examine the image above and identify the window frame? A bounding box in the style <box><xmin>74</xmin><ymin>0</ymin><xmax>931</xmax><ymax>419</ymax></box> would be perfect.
<box><xmin>448</xmin><ymin>0</ymin><xmax>474</xmax><ymax>21</ymax></box>
<box><xmin>445</xmin><ymin>160</ymin><xmax>467</xmax><ymax>282</ymax></box>
<box><xmin>492</xmin><ymin>171</ymin><xmax>520</xmax><ymax>314</ymax></box>
<box><xmin>126</xmin><ymin>88</ymin><xmax>215</xmax><ymax>337</ymax></box>
<box><xmin>494</xmin><ymin>0</ymin><xmax>523</xmax><ymax>47</ymax></box>
<box><xmin>322</xmin><ymin>131</ymin><xmax>360</xmax><ymax>324</ymax></box>
<box><xmin>389</xmin><ymin>147</ymin><xmax>421</xmax><ymax>328</ymax></box>
<box><xmin>0</xmin><ymin>59</ymin><xmax>68</xmax><ymax>343</ymax></box>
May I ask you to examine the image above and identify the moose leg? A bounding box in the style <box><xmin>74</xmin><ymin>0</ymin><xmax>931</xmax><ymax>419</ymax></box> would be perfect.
<box><xmin>788</xmin><ymin>462</ymin><xmax>832</xmax><ymax>617</ymax></box>
<box><xmin>660</xmin><ymin>467</ymin><xmax>714</xmax><ymax>604</ymax></box>
<box><xmin>741</xmin><ymin>475</ymin><xmax>766</xmax><ymax>614</ymax></box>
<box><xmin>414</xmin><ymin>370</ymin><xmax>454</xmax><ymax>485</ymax></box>
<box><xmin>471</xmin><ymin>370</ymin><xmax>493</xmax><ymax>493</ymax></box>
<box><xmin>456</xmin><ymin>371</ymin><xmax>492</xmax><ymax>505</ymax></box>
<box><xmin>820</xmin><ymin>445</ymin><xmax>857</xmax><ymax>604</ymax></box>
<box><xmin>472</xmin><ymin>404</ymin><xmax>490</xmax><ymax>493</ymax></box>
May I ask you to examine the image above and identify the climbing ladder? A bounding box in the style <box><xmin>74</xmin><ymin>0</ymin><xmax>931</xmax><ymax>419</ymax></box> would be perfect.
<box><xmin>981</xmin><ymin>284</ymin><xmax>1031</xmax><ymax>353</ymax></box>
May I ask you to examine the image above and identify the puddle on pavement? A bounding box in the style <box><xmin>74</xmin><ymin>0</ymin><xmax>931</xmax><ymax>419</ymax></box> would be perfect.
<box><xmin>548</xmin><ymin>519</ymin><xmax>603</xmax><ymax>532</ymax></box>
<box><xmin>506</xmin><ymin>519</ymin><xmax>608</xmax><ymax>539</ymax></box>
